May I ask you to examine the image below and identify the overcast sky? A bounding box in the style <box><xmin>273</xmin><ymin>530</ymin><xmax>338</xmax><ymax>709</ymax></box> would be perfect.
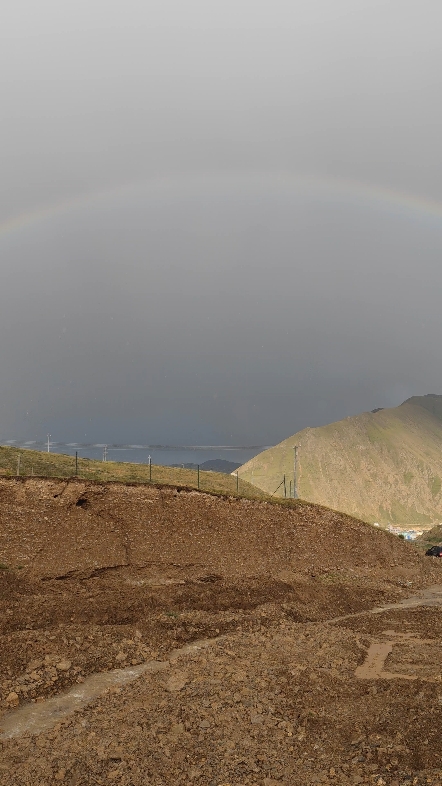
<box><xmin>1</xmin><ymin>0</ymin><xmax>442</xmax><ymax>445</ymax></box>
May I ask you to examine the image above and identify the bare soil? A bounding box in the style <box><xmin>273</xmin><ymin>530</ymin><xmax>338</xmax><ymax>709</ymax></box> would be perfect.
<box><xmin>1</xmin><ymin>478</ymin><xmax>442</xmax><ymax>785</ymax></box>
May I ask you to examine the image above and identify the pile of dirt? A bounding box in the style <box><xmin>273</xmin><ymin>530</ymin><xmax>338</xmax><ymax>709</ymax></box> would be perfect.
<box><xmin>3</xmin><ymin>602</ymin><xmax>442</xmax><ymax>785</ymax></box>
<box><xmin>1</xmin><ymin>478</ymin><xmax>442</xmax><ymax>785</ymax></box>
<box><xmin>0</xmin><ymin>478</ymin><xmax>434</xmax><ymax>583</ymax></box>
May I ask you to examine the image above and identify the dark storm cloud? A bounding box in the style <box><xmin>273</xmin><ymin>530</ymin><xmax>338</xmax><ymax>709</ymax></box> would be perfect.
<box><xmin>1</xmin><ymin>176</ymin><xmax>442</xmax><ymax>443</ymax></box>
<box><xmin>1</xmin><ymin>2</ymin><xmax>442</xmax><ymax>444</ymax></box>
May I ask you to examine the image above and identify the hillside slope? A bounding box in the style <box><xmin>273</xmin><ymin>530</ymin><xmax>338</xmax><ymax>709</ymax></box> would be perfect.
<box><xmin>237</xmin><ymin>394</ymin><xmax>442</xmax><ymax>527</ymax></box>
<box><xmin>0</xmin><ymin>444</ymin><xmax>265</xmax><ymax>500</ymax></box>
<box><xmin>0</xmin><ymin>477</ymin><xmax>430</xmax><ymax>583</ymax></box>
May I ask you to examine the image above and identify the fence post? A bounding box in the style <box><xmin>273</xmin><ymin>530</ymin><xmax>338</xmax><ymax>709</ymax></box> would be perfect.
<box><xmin>236</xmin><ymin>471</ymin><xmax>239</xmax><ymax>493</ymax></box>
<box><xmin>75</xmin><ymin>451</ymin><xmax>78</xmax><ymax>476</ymax></box>
<box><xmin>283</xmin><ymin>474</ymin><xmax>286</xmax><ymax>497</ymax></box>
<box><xmin>16</xmin><ymin>455</ymin><xmax>21</xmax><ymax>477</ymax></box>
<box><xmin>293</xmin><ymin>445</ymin><xmax>299</xmax><ymax>499</ymax></box>
<box><xmin>197</xmin><ymin>465</ymin><xmax>200</xmax><ymax>489</ymax></box>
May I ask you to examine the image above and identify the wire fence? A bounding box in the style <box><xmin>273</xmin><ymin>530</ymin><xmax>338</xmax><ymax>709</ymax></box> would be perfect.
<box><xmin>0</xmin><ymin>446</ymin><xmax>271</xmax><ymax>500</ymax></box>
<box><xmin>270</xmin><ymin>474</ymin><xmax>299</xmax><ymax>499</ymax></box>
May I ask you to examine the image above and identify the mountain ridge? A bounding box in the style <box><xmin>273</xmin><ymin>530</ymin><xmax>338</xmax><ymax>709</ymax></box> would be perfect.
<box><xmin>237</xmin><ymin>394</ymin><xmax>442</xmax><ymax>527</ymax></box>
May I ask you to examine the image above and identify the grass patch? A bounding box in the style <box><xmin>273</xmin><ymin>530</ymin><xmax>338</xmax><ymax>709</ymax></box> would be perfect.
<box><xmin>0</xmin><ymin>445</ymin><xmax>270</xmax><ymax>502</ymax></box>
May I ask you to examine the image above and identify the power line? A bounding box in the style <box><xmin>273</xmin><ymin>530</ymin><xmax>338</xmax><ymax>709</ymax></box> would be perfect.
<box><xmin>1</xmin><ymin>440</ymin><xmax>273</xmax><ymax>452</ymax></box>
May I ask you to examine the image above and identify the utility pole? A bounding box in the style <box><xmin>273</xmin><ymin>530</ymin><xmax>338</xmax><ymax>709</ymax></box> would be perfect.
<box><xmin>293</xmin><ymin>445</ymin><xmax>300</xmax><ymax>499</ymax></box>
<box><xmin>47</xmin><ymin>434</ymin><xmax>51</xmax><ymax>453</ymax></box>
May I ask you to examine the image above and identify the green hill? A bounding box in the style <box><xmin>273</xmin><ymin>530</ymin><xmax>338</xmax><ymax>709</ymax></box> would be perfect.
<box><xmin>237</xmin><ymin>394</ymin><xmax>442</xmax><ymax>527</ymax></box>
<box><xmin>0</xmin><ymin>445</ymin><xmax>267</xmax><ymax>501</ymax></box>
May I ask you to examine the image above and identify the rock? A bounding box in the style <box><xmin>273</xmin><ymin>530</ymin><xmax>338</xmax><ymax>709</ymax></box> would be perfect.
<box><xmin>27</xmin><ymin>659</ymin><xmax>42</xmax><ymax>671</ymax></box>
<box><xmin>56</xmin><ymin>660</ymin><xmax>72</xmax><ymax>672</ymax></box>
<box><xmin>170</xmin><ymin>723</ymin><xmax>185</xmax><ymax>737</ymax></box>
<box><xmin>108</xmin><ymin>746</ymin><xmax>124</xmax><ymax>759</ymax></box>
<box><xmin>199</xmin><ymin>719</ymin><xmax>210</xmax><ymax>728</ymax></box>
<box><xmin>107</xmin><ymin>768</ymin><xmax>123</xmax><ymax>780</ymax></box>
<box><xmin>54</xmin><ymin>768</ymin><xmax>66</xmax><ymax>781</ymax></box>
<box><xmin>165</xmin><ymin>671</ymin><xmax>188</xmax><ymax>692</ymax></box>
<box><xmin>115</xmin><ymin>652</ymin><xmax>127</xmax><ymax>663</ymax></box>
<box><xmin>6</xmin><ymin>692</ymin><xmax>19</xmax><ymax>707</ymax></box>
<box><xmin>45</xmin><ymin>654</ymin><xmax>60</xmax><ymax>665</ymax></box>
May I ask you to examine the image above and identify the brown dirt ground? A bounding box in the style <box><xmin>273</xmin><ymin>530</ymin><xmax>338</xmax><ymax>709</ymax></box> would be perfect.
<box><xmin>1</xmin><ymin>478</ymin><xmax>442</xmax><ymax>785</ymax></box>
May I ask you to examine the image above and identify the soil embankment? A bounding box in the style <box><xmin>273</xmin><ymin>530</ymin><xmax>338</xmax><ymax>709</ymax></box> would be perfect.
<box><xmin>0</xmin><ymin>477</ymin><xmax>431</xmax><ymax>582</ymax></box>
<box><xmin>1</xmin><ymin>478</ymin><xmax>442</xmax><ymax>785</ymax></box>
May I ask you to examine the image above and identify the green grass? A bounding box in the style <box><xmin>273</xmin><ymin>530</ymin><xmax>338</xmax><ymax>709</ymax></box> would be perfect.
<box><xmin>0</xmin><ymin>445</ymin><xmax>270</xmax><ymax>501</ymax></box>
<box><xmin>237</xmin><ymin>395</ymin><xmax>442</xmax><ymax>528</ymax></box>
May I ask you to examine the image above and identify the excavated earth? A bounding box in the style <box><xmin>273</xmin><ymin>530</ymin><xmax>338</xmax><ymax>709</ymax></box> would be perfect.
<box><xmin>1</xmin><ymin>477</ymin><xmax>442</xmax><ymax>785</ymax></box>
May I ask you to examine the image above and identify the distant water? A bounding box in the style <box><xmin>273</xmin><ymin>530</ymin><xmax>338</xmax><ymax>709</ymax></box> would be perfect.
<box><xmin>88</xmin><ymin>446</ymin><xmax>261</xmax><ymax>468</ymax></box>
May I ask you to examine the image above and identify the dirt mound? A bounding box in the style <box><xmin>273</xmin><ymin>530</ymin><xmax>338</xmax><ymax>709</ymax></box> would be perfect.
<box><xmin>0</xmin><ymin>478</ymin><xmax>434</xmax><ymax>583</ymax></box>
<box><xmin>2</xmin><ymin>478</ymin><xmax>442</xmax><ymax>784</ymax></box>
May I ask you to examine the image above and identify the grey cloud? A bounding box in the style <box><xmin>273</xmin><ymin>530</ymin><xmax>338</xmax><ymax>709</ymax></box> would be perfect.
<box><xmin>1</xmin><ymin>2</ymin><xmax>442</xmax><ymax>446</ymax></box>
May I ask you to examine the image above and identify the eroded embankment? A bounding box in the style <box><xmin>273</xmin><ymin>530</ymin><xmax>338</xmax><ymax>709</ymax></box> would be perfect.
<box><xmin>0</xmin><ymin>477</ymin><xmax>434</xmax><ymax>582</ymax></box>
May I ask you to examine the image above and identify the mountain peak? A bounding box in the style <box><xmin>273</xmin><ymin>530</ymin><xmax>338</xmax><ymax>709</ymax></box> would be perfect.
<box><xmin>238</xmin><ymin>396</ymin><xmax>442</xmax><ymax>527</ymax></box>
<box><xmin>403</xmin><ymin>394</ymin><xmax>442</xmax><ymax>420</ymax></box>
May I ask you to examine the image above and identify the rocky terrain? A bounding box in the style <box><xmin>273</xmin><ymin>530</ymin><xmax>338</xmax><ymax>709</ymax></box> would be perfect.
<box><xmin>1</xmin><ymin>477</ymin><xmax>442</xmax><ymax>785</ymax></box>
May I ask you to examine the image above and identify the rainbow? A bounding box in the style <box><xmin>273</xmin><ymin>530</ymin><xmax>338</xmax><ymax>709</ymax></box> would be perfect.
<box><xmin>1</xmin><ymin>172</ymin><xmax>442</xmax><ymax>241</ymax></box>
